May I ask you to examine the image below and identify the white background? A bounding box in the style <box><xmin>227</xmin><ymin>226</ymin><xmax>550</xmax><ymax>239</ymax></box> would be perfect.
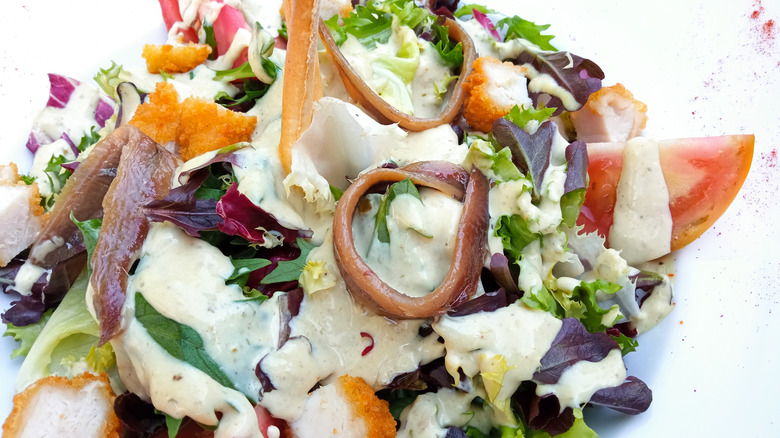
<box><xmin>1</xmin><ymin>0</ymin><xmax>779</xmax><ymax>436</ymax></box>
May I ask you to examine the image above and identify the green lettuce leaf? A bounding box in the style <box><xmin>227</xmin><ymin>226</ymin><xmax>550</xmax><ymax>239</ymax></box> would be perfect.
<box><xmin>504</xmin><ymin>104</ymin><xmax>556</xmax><ymax>131</ymax></box>
<box><xmin>495</xmin><ymin>214</ymin><xmax>541</xmax><ymax>262</ymax></box>
<box><xmin>431</xmin><ymin>24</ymin><xmax>463</xmax><ymax>68</ymax></box>
<box><xmin>3</xmin><ymin>309</ymin><xmax>53</xmax><ymax>359</ymax></box>
<box><xmin>496</xmin><ymin>16</ymin><xmax>557</xmax><ymax>51</ymax></box>
<box><xmin>14</xmin><ymin>271</ymin><xmax>112</xmax><ymax>390</ymax></box>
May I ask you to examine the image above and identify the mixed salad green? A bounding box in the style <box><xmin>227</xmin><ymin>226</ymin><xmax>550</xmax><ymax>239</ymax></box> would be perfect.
<box><xmin>0</xmin><ymin>0</ymin><xmax>691</xmax><ymax>437</ymax></box>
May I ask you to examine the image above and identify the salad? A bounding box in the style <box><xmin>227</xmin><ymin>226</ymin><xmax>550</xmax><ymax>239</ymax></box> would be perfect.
<box><xmin>0</xmin><ymin>0</ymin><xmax>771</xmax><ymax>437</ymax></box>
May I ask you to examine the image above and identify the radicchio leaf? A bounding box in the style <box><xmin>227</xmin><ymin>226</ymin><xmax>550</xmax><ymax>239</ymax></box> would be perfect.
<box><xmin>514</xmin><ymin>50</ymin><xmax>604</xmax><ymax>116</ymax></box>
<box><xmin>46</xmin><ymin>73</ymin><xmax>78</xmax><ymax>109</ymax></box>
<box><xmin>216</xmin><ymin>183</ymin><xmax>312</xmax><ymax>246</ymax></box>
<box><xmin>27</xmin><ymin>73</ymin><xmax>115</xmax><ymax>153</ymax></box>
<box><xmin>589</xmin><ymin>375</ymin><xmax>652</xmax><ymax>414</ymax></box>
<box><xmin>472</xmin><ymin>9</ymin><xmax>500</xmax><ymax>39</ymax></box>
<box><xmin>95</xmin><ymin>98</ymin><xmax>114</xmax><ymax>127</ymax></box>
<box><xmin>492</xmin><ymin>119</ymin><xmax>554</xmax><ymax>199</ymax></box>
<box><xmin>533</xmin><ymin>317</ymin><xmax>618</xmax><ymax>385</ymax></box>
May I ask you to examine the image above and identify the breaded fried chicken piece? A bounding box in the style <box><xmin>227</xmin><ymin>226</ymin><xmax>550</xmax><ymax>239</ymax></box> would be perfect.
<box><xmin>3</xmin><ymin>372</ymin><xmax>121</xmax><ymax>438</ymax></box>
<box><xmin>290</xmin><ymin>375</ymin><xmax>396</xmax><ymax>438</ymax></box>
<box><xmin>461</xmin><ymin>56</ymin><xmax>533</xmax><ymax>133</ymax></box>
<box><xmin>570</xmin><ymin>83</ymin><xmax>648</xmax><ymax>143</ymax></box>
<box><xmin>0</xmin><ymin>163</ymin><xmax>45</xmax><ymax>267</ymax></box>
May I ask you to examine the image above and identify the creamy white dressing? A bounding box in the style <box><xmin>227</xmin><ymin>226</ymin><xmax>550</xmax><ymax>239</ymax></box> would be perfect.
<box><xmin>290</xmin><ymin>381</ymin><xmax>368</xmax><ymax>438</ymax></box>
<box><xmin>411</xmin><ymin>42</ymin><xmax>456</xmax><ymax>118</ymax></box>
<box><xmin>258</xmin><ymin>231</ymin><xmax>444</xmax><ymax>421</ymax></box>
<box><xmin>121</xmin><ymin>64</ymin><xmax>239</xmax><ymax>102</ymax></box>
<box><xmin>434</xmin><ymin>302</ymin><xmax>562</xmax><ymax>405</ymax></box>
<box><xmin>609</xmin><ymin>137</ymin><xmax>673</xmax><ymax>265</ymax></box>
<box><xmin>352</xmin><ymin>189</ymin><xmax>462</xmax><ymax>298</ymax></box>
<box><xmin>339</xmin><ymin>20</ymin><xmax>456</xmax><ymax>117</ymax></box>
<box><xmin>30</xmin><ymin>83</ymin><xmax>102</xmax><ymax>149</ymax></box>
<box><xmin>284</xmin><ymin>98</ymin><xmax>464</xmax><ymax>216</ymax></box>
<box><xmin>397</xmin><ymin>388</ymin><xmax>493</xmax><ymax>438</ymax></box>
<box><xmin>29</xmin><ymin>139</ymin><xmax>76</xmax><ymax>198</ymax></box>
<box><xmin>11</xmin><ymin>262</ymin><xmax>49</xmax><ymax>297</ymax></box>
<box><xmin>535</xmin><ymin>349</ymin><xmax>627</xmax><ymax>411</ymax></box>
<box><xmin>113</xmin><ymin>223</ymin><xmax>281</xmax><ymax>437</ymax></box>
<box><xmin>630</xmin><ymin>271</ymin><xmax>675</xmax><ymax>334</ymax></box>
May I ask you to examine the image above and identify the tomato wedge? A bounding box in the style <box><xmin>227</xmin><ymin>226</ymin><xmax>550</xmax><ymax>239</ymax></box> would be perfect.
<box><xmin>577</xmin><ymin>134</ymin><xmax>754</xmax><ymax>251</ymax></box>
<box><xmin>157</xmin><ymin>0</ymin><xmax>199</xmax><ymax>43</ymax></box>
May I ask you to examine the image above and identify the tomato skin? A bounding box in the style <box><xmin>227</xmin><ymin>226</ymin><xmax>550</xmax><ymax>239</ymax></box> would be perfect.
<box><xmin>157</xmin><ymin>0</ymin><xmax>199</xmax><ymax>42</ymax></box>
<box><xmin>658</xmin><ymin>134</ymin><xmax>754</xmax><ymax>250</ymax></box>
<box><xmin>212</xmin><ymin>4</ymin><xmax>250</xmax><ymax>67</ymax></box>
<box><xmin>577</xmin><ymin>135</ymin><xmax>754</xmax><ymax>251</ymax></box>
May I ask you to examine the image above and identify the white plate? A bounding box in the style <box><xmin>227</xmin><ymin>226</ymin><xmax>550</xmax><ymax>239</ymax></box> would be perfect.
<box><xmin>1</xmin><ymin>0</ymin><xmax>779</xmax><ymax>436</ymax></box>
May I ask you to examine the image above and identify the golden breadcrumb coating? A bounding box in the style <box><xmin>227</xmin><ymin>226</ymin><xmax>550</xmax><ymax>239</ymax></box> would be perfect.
<box><xmin>337</xmin><ymin>375</ymin><xmax>396</xmax><ymax>438</ymax></box>
<box><xmin>129</xmin><ymin>81</ymin><xmax>257</xmax><ymax>161</ymax></box>
<box><xmin>2</xmin><ymin>372</ymin><xmax>121</xmax><ymax>438</ymax></box>
<box><xmin>461</xmin><ymin>56</ymin><xmax>529</xmax><ymax>133</ymax></box>
<box><xmin>142</xmin><ymin>43</ymin><xmax>212</xmax><ymax>74</ymax></box>
<box><xmin>177</xmin><ymin>96</ymin><xmax>258</xmax><ymax>161</ymax></box>
<box><xmin>129</xmin><ymin>81</ymin><xmax>181</xmax><ymax>145</ymax></box>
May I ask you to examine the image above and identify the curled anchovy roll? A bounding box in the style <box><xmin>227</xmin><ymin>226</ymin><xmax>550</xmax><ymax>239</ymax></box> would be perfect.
<box><xmin>318</xmin><ymin>17</ymin><xmax>477</xmax><ymax>131</ymax></box>
<box><xmin>333</xmin><ymin>161</ymin><xmax>489</xmax><ymax>319</ymax></box>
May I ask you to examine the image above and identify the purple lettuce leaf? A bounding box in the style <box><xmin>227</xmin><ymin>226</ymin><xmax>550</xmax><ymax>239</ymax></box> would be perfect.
<box><xmin>528</xmin><ymin>395</ymin><xmax>575</xmax><ymax>436</ymax></box>
<box><xmin>514</xmin><ymin>51</ymin><xmax>604</xmax><ymax>116</ymax></box>
<box><xmin>564</xmin><ymin>140</ymin><xmax>588</xmax><ymax>194</ymax></box>
<box><xmin>143</xmin><ymin>170</ymin><xmax>222</xmax><ymax>237</ymax></box>
<box><xmin>492</xmin><ymin>119</ymin><xmax>555</xmax><ymax>199</ymax></box>
<box><xmin>533</xmin><ymin>317</ymin><xmax>619</xmax><ymax>385</ymax></box>
<box><xmin>1</xmin><ymin>253</ymin><xmax>87</xmax><ymax>326</ymax></box>
<box><xmin>511</xmin><ymin>382</ymin><xmax>575</xmax><ymax>436</ymax></box>
<box><xmin>176</xmin><ymin>146</ymin><xmax>245</xmax><ymax>186</ymax></box>
<box><xmin>448</xmin><ymin>288</ymin><xmax>508</xmax><ymax>316</ymax></box>
<box><xmin>216</xmin><ymin>183</ymin><xmax>312</xmax><ymax>246</ymax></box>
<box><xmin>488</xmin><ymin>252</ymin><xmax>521</xmax><ymax>295</ymax></box>
<box><xmin>113</xmin><ymin>392</ymin><xmax>165</xmax><ymax>437</ymax></box>
<box><xmin>426</xmin><ymin>0</ymin><xmax>458</xmax><ymax>16</ymax></box>
<box><xmin>588</xmin><ymin>376</ymin><xmax>652</xmax><ymax>415</ymax></box>
<box><xmin>445</xmin><ymin>427</ymin><xmax>468</xmax><ymax>438</ymax></box>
